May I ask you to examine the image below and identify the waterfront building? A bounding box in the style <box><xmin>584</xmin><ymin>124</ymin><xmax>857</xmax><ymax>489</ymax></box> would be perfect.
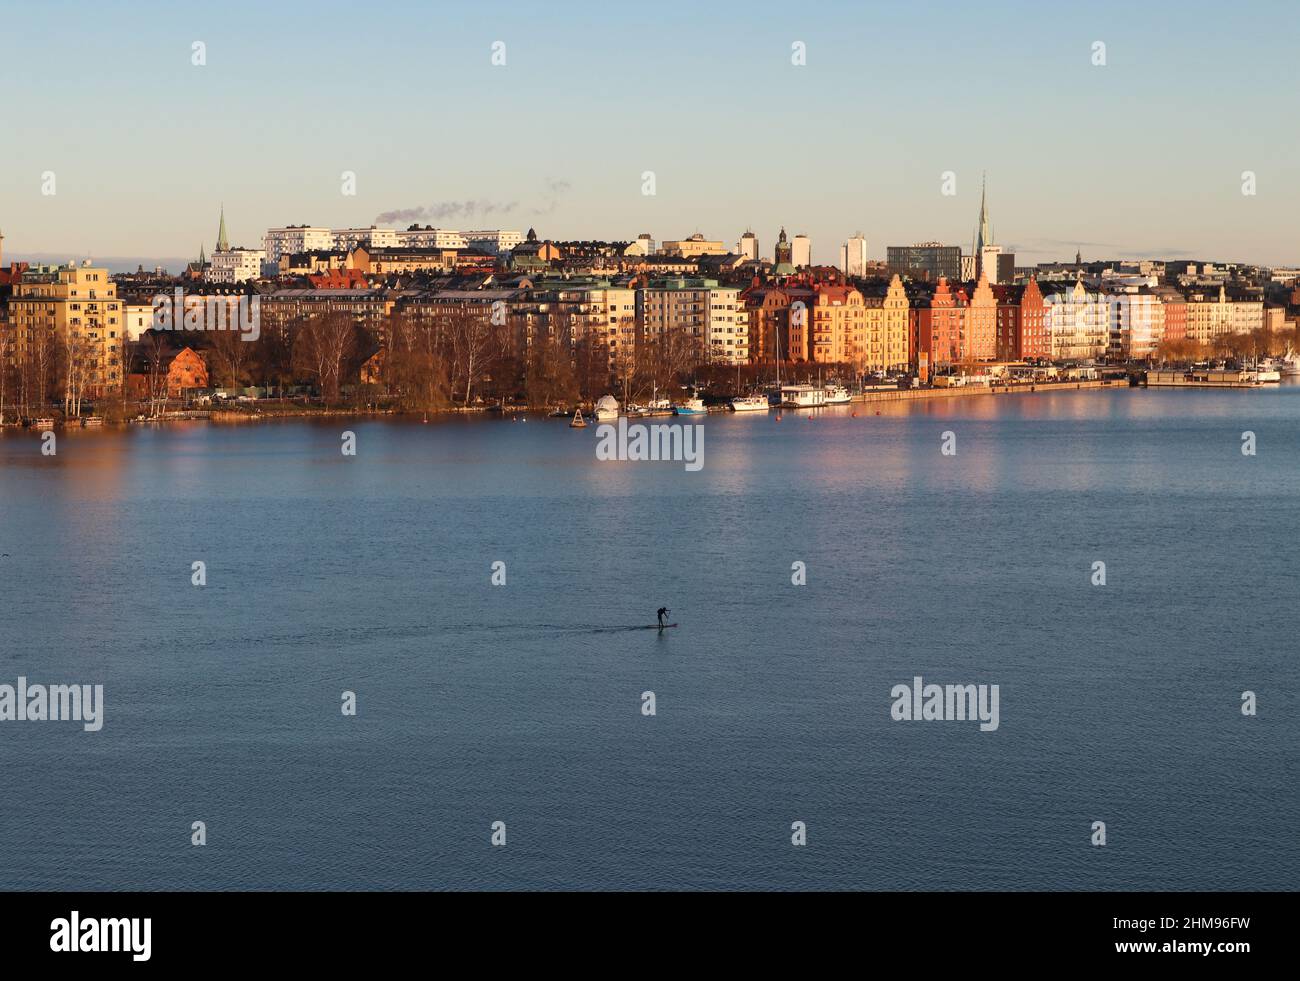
<box><xmin>1154</xmin><ymin>287</ymin><xmax>1187</xmax><ymax>345</ymax></box>
<box><xmin>909</xmin><ymin>276</ymin><xmax>965</xmax><ymax>368</ymax></box>
<box><xmin>1042</xmin><ymin>279</ymin><xmax>1110</xmax><ymax>360</ymax></box>
<box><xmin>800</xmin><ymin>283</ymin><xmax>864</xmax><ymax>364</ymax></box>
<box><xmin>966</xmin><ymin>271</ymin><xmax>997</xmax><ymax>360</ymax></box>
<box><xmin>860</xmin><ymin>274</ymin><xmax>910</xmax><ymax>372</ymax></box>
<box><xmin>125</xmin><ymin>344</ymin><xmax>209</xmax><ymax>400</ymax></box>
<box><xmin>995</xmin><ymin>277</ymin><xmax>1048</xmax><ymax>361</ymax></box>
<box><xmin>741</xmin><ymin>285</ymin><xmax>794</xmax><ymax>363</ymax></box>
<box><xmin>1183</xmin><ymin>286</ymin><xmax>1233</xmax><ymax>346</ymax></box>
<box><xmin>636</xmin><ymin>278</ymin><xmax>743</xmax><ymax>364</ymax></box>
<box><xmin>1108</xmin><ymin>290</ymin><xmax>1166</xmax><ymax>360</ymax></box>
<box><xmin>7</xmin><ymin>262</ymin><xmax>124</xmax><ymax>399</ymax></box>
<box><xmin>259</xmin><ymin>288</ymin><xmax>395</xmax><ymax>338</ymax></box>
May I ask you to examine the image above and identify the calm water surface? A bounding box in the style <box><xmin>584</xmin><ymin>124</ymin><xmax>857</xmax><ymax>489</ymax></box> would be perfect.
<box><xmin>1</xmin><ymin>387</ymin><xmax>1297</xmax><ymax>890</ymax></box>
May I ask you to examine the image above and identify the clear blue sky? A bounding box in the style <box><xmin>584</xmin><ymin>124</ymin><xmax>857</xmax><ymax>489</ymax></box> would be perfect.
<box><xmin>2</xmin><ymin>0</ymin><xmax>1297</xmax><ymax>268</ymax></box>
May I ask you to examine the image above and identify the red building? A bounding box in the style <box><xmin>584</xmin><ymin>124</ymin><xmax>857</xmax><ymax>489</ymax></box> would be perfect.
<box><xmin>1156</xmin><ymin>289</ymin><xmax>1187</xmax><ymax>344</ymax></box>
<box><xmin>992</xmin><ymin>278</ymin><xmax>1049</xmax><ymax>360</ymax></box>
<box><xmin>909</xmin><ymin>277</ymin><xmax>965</xmax><ymax>368</ymax></box>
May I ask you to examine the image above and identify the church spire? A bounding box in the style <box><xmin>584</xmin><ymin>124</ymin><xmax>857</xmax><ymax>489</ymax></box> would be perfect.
<box><xmin>975</xmin><ymin>173</ymin><xmax>991</xmax><ymax>252</ymax></box>
<box><xmin>216</xmin><ymin>205</ymin><xmax>229</xmax><ymax>252</ymax></box>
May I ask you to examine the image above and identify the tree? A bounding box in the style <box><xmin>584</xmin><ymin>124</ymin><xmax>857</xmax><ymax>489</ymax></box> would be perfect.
<box><xmin>446</xmin><ymin>307</ymin><xmax>503</xmax><ymax>406</ymax></box>
<box><xmin>524</xmin><ymin>329</ymin><xmax>578</xmax><ymax>409</ymax></box>
<box><xmin>210</xmin><ymin>326</ymin><xmax>254</xmax><ymax>394</ymax></box>
<box><xmin>294</xmin><ymin>312</ymin><xmax>359</xmax><ymax>403</ymax></box>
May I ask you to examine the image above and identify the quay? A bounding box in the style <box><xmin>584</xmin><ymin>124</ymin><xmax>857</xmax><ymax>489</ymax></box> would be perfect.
<box><xmin>850</xmin><ymin>379</ymin><xmax>1119</xmax><ymax>404</ymax></box>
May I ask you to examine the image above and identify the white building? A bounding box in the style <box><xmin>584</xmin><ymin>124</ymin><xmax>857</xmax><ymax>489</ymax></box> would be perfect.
<box><xmin>707</xmin><ymin>286</ymin><xmax>746</xmax><ymax>365</ymax></box>
<box><xmin>792</xmin><ymin>234</ymin><xmax>812</xmax><ymax>268</ymax></box>
<box><xmin>263</xmin><ymin>226</ymin><xmax>333</xmax><ymax>264</ymax></box>
<box><xmin>122</xmin><ymin>303</ymin><xmax>153</xmax><ymax>342</ymax></box>
<box><xmin>394</xmin><ymin>227</ymin><xmax>466</xmax><ymax>249</ymax></box>
<box><xmin>462</xmin><ymin>230</ymin><xmax>524</xmax><ymax>255</ymax></box>
<box><xmin>1042</xmin><ymin>280</ymin><xmax>1110</xmax><ymax>360</ymax></box>
<box><xmin>210</xmin><ymin>247</ymin><xmax>267</xmax><ymax>284</ymax></box>
<box><xmin>331</xmin><ymin>227</ymin><xmax>399</xmax><ymax>251</ymax></box>
<box><xmin>737</xmin><ymin>230</ymin><xmax>759</xmax><ymax>262</ymax></box>
<box><xmin>840</xmin><ymin>233</ymin><xmax>868</xmax><ymax>277</ymax></box>
<box><xmin>1108</xmin><ymin>290</ymin><xmax>1165</xmax><ymax>359</ymax></box>
<box><xmin>979</xmin><ymin>244</ymin><xmax>1004</xmax><ymax>285</ymax></box>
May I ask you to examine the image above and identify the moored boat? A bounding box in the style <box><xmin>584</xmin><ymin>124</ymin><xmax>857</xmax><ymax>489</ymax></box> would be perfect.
<box><xmin>673</xmin><ymin>397</ymin><xmax>706</xmax><ymax>416</ymax></box>
<box><xmin>780</xmin><ymin>384</ymin><xmax>826</xmax><ymax>408</ymax></box>
<box><xmin>730</xmin><ymin>394</ymin><xmax>770</xmax><ymax>412</ymax></box>
<box><xmin>822</xmin><ymin>384</ymin><xmax>851</xmax><ymax>404</ymax></box>
<box><xmin>593</xmin><ymin>395</ymin><xmax>620</xmax><ymax>421</ymax></box>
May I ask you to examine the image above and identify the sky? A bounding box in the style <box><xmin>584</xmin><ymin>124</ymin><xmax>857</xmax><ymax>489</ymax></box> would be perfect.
<box><xmin>1</xmin><ymin>0</ymin><xmax>1297</xmax><ymax>271</ymax></box>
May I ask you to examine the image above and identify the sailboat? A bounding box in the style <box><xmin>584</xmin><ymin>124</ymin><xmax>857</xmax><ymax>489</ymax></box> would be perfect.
<box><xmin>731</xmin><ymin>359</ymin><xmax>770</xmax><ymax>411</ymax></box>
<box><xmin>569</xmin><ymin>407</ymin><xmax>587</xmax><ymax>428</ymax></box>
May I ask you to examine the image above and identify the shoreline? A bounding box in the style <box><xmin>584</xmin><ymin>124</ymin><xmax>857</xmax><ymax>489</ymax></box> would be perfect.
<box><xmin>0</xmin><ymin>377</ymin><xmax>1288</xmax><ymax>431</ymax></box>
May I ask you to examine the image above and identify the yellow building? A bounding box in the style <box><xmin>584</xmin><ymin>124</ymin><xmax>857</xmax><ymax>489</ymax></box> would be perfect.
<box><xmin>1184</xmin><ymin>286</ymin><xmax>1233</xmax><ymax>346</ymax></box>
<box><xmin>659</xmin><ymin>234</ymin><xmax>727</xmax><ymax>258</ymax></box>
<box><xmin>7</xmin><ymin>263</ymin><xmax>124</xmax><ymax>408</ymax></box>
<box><xmin>860</xmin><ymin>275</ymin><xmax>910</xmax><ymax>372</ymax></box>
<box><xmin>966</xmin><ymin>272</ymin><xmax>997</xmax><ymax>360</ymax></box>
<box><xmin>808</xmin><ymin>284</ymin><xmax>865</xmax><ymax>364</ymax></box>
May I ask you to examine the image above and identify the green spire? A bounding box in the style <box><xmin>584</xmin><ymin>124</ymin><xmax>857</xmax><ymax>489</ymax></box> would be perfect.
<box><xmin>216</xmin><ymin>205</ymin><xmax>229</xmax><ymax>252</ymax></box>
<box><xmin>975</xmin><ymin>173</ymin><xmax>992</xmax><ymax>252</ymax></box>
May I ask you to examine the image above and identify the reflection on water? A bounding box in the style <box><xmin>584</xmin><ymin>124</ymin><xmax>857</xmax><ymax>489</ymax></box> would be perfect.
<box><xmin>0</xmin><ymin>387</ymin><xmax>1297</xmax><ymax>890</ymax></box>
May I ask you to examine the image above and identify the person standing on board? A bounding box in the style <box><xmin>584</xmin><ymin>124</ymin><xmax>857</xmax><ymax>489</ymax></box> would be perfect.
<box><xmin>657</xmin><ymin>607</ymin><xmax>670</xmax><ymax>629</ymax></box>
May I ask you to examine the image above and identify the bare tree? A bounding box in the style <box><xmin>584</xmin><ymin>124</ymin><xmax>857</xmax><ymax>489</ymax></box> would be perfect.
<box><xmin>294</xmin><ymin>312</ymin><xmax>359</xmax><ymax>404</ymax></box>
<box><xmin>446</xmin><ymin>307</ymin><xmax>502</xmax><ymax>407</ymax></box>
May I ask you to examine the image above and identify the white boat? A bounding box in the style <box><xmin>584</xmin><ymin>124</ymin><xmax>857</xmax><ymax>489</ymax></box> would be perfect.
<box><xmin>822</xmin><ymin>384</ymin><xmax>851</xmax><ymax>404</ymax></box>
<box><xmin>1253</xmin><ymin>360</ymin><xmax>1282</xmax><ymax>383</ymax></box>
<box><xmin>1279</xmin><ymin>348</ymin><xmax>1300</xmax><ymax>376</ymax></box>
<box><xmin>780</xmin><ymin>384</ymin><xmax>826</xmax><ymax>408</ymax></box>
<box><xmin>593</xmin><ymin>395</ymin><xmax>620</xmax><ymax>421</ymax></box>
<box><xmin>730</xmin><ymin>394</ymin><xmax>770</xmax><ymax>412</ymax></box>
<box><xmin>673</xmin><ymin>397</ymin><xmax>706</xmax><ymax>416</ymax></box>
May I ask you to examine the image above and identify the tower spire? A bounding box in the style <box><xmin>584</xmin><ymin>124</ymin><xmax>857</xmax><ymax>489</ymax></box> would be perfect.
<box><xmin>216</xmin><ymin>204</ymin><xmax>229</xmax><ymax>252</ymax></box>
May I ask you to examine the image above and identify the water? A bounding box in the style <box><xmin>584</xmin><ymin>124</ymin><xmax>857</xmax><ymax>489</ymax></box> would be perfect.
<box><xmin>1</xmin><ymin>387</ymin><xmax>1296</xmax><ymax>891</ymax></box>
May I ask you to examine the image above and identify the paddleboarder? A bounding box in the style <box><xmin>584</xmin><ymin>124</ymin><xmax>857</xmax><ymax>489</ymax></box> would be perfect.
<box><xmin>657</xmin><ymin>607</ymin><xmax>670</xmax><ymax>629</ymax></box>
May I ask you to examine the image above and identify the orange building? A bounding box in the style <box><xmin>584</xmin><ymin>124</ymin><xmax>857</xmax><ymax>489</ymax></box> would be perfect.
<box><xmin>127</xmin><ymin>345</ymin><xmax>209</xmax><ymax>400</ymax></box>
<box><xmin>909</xmin><ymin>277</ymin><xmax>965</xmax><ymax>368</ymax></box>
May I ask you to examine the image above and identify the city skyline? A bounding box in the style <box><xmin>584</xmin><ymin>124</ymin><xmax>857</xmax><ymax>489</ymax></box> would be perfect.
<box><xmin>1</xmin><ymin>0</ymin><xmax>1298</xmax><ymax>267</ymax></box>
